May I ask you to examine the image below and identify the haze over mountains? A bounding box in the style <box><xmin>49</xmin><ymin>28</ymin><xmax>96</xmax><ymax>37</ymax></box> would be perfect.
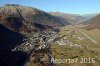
<box><xmin>49</xmin><ymin>12</ymin><xmax>98</xmax><ymax>24</ymax></box>
<box><xmin>49</xmin><ymin>12</ymin><xmax>85</xmax><ymax>24</ymax></box>
<box><xmin>84</xmin><ymin>14</ymin><xmax>100</xmax><ymax>29</ymax></box>
<box><xmin>82</xmin><ymin>13</ymin><xmax>98</xmax><ymax>20</ymax></box>
<box><xmin>49</xmin><ymin>12</ymin><xmax>100</xmax><ymax>30</ymax></box>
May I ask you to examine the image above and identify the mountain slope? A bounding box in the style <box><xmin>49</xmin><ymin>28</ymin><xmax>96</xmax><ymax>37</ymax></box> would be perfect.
<box><xmin>49</xmin><ymin>12</ymin><xmax>86</xmax><ymax>24</ymax></box>
<box><xmin>0</xmin><ymin>4</ymin><xmax>67</xmax><ymax>33</ymax></box>
<box><xmin>0</xmin><ymin>4</ymin><xmax>67</xmax><ymax>66</ymax></box>
<box><xmin>84</xmin><ymin>14</ymin><xmax>100</xmax><ymax>29</ymax></box>
<box><xmin>82</xmin><ymin>13</ymin><xmax>98</xmax><ymax>20</ymax></box>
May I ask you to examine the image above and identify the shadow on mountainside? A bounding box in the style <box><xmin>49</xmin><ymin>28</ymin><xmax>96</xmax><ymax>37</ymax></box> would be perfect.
<box><xmin>0</xmin><ymin>24</ymin><xmax>24</xmax><ymax>50</ymax></box>
<box><xmin>0</xmin><ymin>24</ymin><xmax>27</xmax><ymax>66</ymax></box>
<box><xmin>0</xmin><ymin>51</ymin><xmax>27</xmax><ymax>66</ymax></box>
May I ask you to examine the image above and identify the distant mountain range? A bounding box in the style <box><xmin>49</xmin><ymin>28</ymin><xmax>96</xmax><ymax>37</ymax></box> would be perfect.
<box><xmin>83</xmin><ymin>14</ymin><xmax>100</xmax><ymax>29</ymax></box>
<box><xmin>82</xmin><ymin>13</ymin><xmax>98</xmax><ymax>20</ymax></box>
<box><xmin>49</xmin><ymin>12</ymin><xmax>86</xmax><ymax>24</ymax></box>
<box><xmin>49</xmin><ymin>12</ymin><xmax>98</xmax><ymax>24</ymax></box>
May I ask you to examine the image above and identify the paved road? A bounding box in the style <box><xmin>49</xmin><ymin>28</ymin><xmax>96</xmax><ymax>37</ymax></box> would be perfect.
<box><xmin>79</xmin><ymin>29</ymin><xmax>97</xmax><ymax>44</ymax></box>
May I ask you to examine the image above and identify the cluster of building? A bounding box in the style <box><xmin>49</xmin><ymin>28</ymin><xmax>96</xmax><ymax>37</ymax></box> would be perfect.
<box><xmin>12</xmin><ymin>30</ymin><xmax>87</xmax><ymax>54</ymax></box>
<box><xmin>12</xmin><ymin>31</ymin><xmax>58</xmax><ymax>53</ymax></box>
<box><xmin>54</xmin><ymin>32</ymin><xmax>87</xmax><ymax>49</ymax></box>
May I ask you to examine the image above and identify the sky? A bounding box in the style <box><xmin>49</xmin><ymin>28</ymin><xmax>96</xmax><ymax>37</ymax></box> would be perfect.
<box><xmin>0</xmin><ymin>0</ymin><xmax>100</xmax><ymax>15</ymax></box>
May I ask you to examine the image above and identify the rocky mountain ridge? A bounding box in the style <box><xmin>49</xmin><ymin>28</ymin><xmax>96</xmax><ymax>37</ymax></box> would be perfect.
<box><xmin>0</xmin><ymin>4</ymin><xmax>68</xmax><ymax>34</ymax></box>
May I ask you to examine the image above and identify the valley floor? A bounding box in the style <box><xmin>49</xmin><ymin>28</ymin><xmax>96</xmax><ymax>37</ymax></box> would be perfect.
<box><xmin>51</xmin><ymin>25</ymin><xmax>100</xmax><ymax>66</ymax></box>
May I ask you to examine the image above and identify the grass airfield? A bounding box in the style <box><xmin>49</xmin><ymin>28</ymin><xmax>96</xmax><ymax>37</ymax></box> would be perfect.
<box><xmin>51</xmin><ymin>25</ymin><xmax>100</xmax><ymax>66</ymax></box>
